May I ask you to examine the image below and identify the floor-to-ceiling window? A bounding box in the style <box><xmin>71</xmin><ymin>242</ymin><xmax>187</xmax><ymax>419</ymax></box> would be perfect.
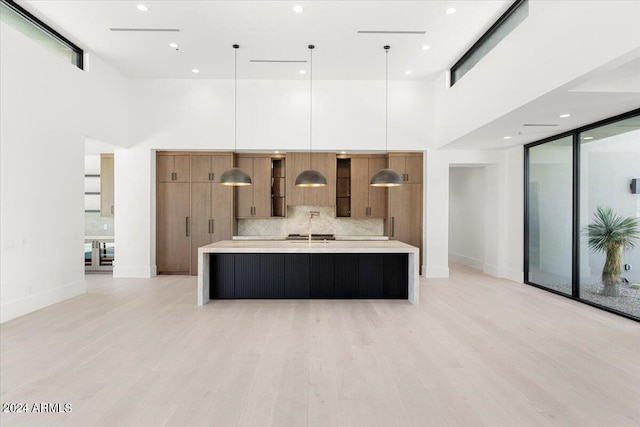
<box><xmin>525</xmin><ymin>109</ymin><xmax>640</xmax><ymax>321</ymax></box>
<box><xmin>526</xmin><ymin>136</ymin><xmax>573</xmax><ymax>295</ymax></box>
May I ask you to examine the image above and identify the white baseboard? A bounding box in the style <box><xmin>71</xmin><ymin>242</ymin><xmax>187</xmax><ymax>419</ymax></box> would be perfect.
<box><xmin>501</xmin><ymin>267</ymin><xmax>524</xmax><ymax>284</ymax></box>
<box><xmin>1</xmin><ymin>280</ymin><xmax>86</xmax><ymax>323</ymax></box>
<box><xmin>483</xmin><ymin>263</ymin><xmax>500</xmax><ymax>277</ymax></box>
<box><xmin>113</xmin><ymin>265</ymin><xmax>154</xmax><ymax>278</ymax></box>
<box><xmin>424</xmin><ymin>266</ymin><xmax>450</xmax><ymax>278</ymax></box>
<box><xmin>482</xmin><ymin>263</ymin><xmax>523</xmax><ymax>283</ymax></box>
<box><xmin>449</xmin><ymin>253</ymin><xmax>484</xmax><ymax>271</ymax></box>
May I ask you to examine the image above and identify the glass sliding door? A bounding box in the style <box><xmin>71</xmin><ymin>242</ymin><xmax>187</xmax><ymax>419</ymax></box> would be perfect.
<box><xmin>579</xmin><ymin>116</ymin><xmax>640</xmax><ymax>318</ymax></box>
<box><xmin>527</xmin><ymin>136</ymin><xmax>574</xmax><ymax>295</ymax></box>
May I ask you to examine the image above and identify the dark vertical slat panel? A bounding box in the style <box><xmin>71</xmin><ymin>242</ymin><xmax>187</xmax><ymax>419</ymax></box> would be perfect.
<box><xmin>210</xmin><ymin>254</ymin><xmax>234</xmax><ymax>299</ymax></box>
<box><xmin>359</xmin><ymin>254</ymin><xmax>384</xmax><ymax>298</ymax></box>
<box><xmin>260</xmin><ymin>254</ymin><xmax>285</xmax><ymax>298</ymax></box>
<box><xmin>334</xmin><ymin>254</ymin><xmax>359</xmax><ymax>298</ymax></box>
<box><xmin>310</xmin><ymin>254</ymin><xmax>335</xmax><ymax>298</ymax></box>
<box><xmin>383</xmin><ymin>253</ymin><xmax>408</xmax><ymax>299</ymax></box>
<box><xmin>284</xmin><ymin>254</ymin><xmax>310</xmax><ymax>298</ymax></box>
<box><xmin>234</xmin><ymin>254</ymin><xmax>261</xmax><ymax>298</ymax></box>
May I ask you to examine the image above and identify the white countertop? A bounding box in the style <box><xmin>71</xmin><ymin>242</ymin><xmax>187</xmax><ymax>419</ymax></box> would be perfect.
<box><xmin>200</xmin><ymin>239</ymin><xmax>416</xmax><ymax>254</ymax></box>
<box><xmin>232</xmin><ymin>235</ymin><xmax>389</xmax><ymax>241</ymax></box>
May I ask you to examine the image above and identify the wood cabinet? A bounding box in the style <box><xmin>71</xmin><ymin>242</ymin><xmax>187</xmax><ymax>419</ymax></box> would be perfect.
<box><xmin>157</xmin><ymin>181</ymin><xmax>191</xmax><ymax>274</ymax></box>
<box><xmin>389</xmin><ymin>153</ymin><xmax>422</xmax><ymax>184</ymax></box>
<box><xmin>350</xmin><ymin>156</ymin><xmax>387</xmax><ymax>218</ymax></box>
<box><xmin>157</xmin><ymin>154</ymin><xmax>190</xmax><ymax>182</ymax></box>
<box><xmin>286</xmin><ymin>152</ymin><xmax>336</xmax><ymax>207</ymax></box>
<box><xmin>387</xmin><ymin>152</ymin><xmax>422</xmax><ymax>272</ymax></box>
<box><xmin>190</xmin><ymin>182</ymin><xmax>232</xmax><ymax>274</ymax></box>
<box><xmin>190</xmin><ymin>155</ymin><xmax>232</xmax><ymax>183</ymax></box>
<box><xmin>156</xmin><ymin>152</ymin><xmax>233</xmax><ymax>275</ymax></box>
<box><xmin>235</xmin><ymin>156</ymin><xmax>272</xmax><ymax>218</ymax></box>
<box><xmin>100</xmin><ymin>153</ymin><xmax>114</xmax><ymax>216</ymax></box>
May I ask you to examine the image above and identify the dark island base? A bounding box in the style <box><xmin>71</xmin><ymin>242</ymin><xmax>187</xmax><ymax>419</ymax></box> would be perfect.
<box><xmin>209</xmin><ymin>253</ymin><xmax>408</xmax><ymax>299</ymax></box>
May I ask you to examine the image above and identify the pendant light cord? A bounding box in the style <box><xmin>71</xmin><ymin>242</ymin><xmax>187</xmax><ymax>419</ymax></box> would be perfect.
<box><xmin>309</xmin><ymin>45</ymin><xmax>314</xmax><ymax>169</ymax></box>
<box><xmin>234</xmin><ymin>45</ymin><xmax>238</xmax><ymax>153</ymax></box>
<box><xmin>385</xmin><ymin>46</ymin><xmax>389</xmax><ymax>154</ymax></box>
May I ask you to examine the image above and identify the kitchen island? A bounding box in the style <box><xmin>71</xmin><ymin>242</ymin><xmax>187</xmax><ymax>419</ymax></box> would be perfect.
<box><xmin>198</xmin><ymin>240</ymin><xmax>419</xmax><ymax>305</ymax></box>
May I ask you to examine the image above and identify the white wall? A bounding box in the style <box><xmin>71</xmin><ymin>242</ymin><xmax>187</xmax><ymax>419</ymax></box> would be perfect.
<box><xmin>115</xmin><ymin>78</ymin><xmax>434</xmax><ymax>277</ymax></box>
<box><xmin>449</xmin><ymin>167</ymin><xmax>486</xmax><ymax>270</ymax></box>
<box><xmin>424</xmin><ymin>146</ymin><xmax>523</xmax><ymax>282</ymax></box>
<box><xmin>434</xmin><ymin>0</ymin><xmax>640</xmax><ymax>147</ymax></box>
<box><xmin>0</xmin><ymin>23</ymin><xmax>127</xmax><ymax>322</ymax></box>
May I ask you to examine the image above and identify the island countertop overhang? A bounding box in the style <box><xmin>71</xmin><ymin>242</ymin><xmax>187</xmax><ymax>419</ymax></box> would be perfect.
<box><xmin>199</xmin><ymin>239</ymin><xmax>417</xmax><ymax>254</ymax></box>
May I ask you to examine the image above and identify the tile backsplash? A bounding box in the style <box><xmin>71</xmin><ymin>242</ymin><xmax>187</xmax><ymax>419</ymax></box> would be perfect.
<box><xmin>85</xmin><ymin>212</ymin><xmax>114</xmax><ymax>237</ymax></box>
<box><xmin>238</xmin><ymin>205</ymin><xmax>384</xmax><ymax>236</ymax></box>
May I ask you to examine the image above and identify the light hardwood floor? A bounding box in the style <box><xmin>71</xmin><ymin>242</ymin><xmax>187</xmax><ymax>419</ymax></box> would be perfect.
<box><xmin>2</xmin><ymin>263</ymin><xmax>639</xmax><ymax>427</ymax></box>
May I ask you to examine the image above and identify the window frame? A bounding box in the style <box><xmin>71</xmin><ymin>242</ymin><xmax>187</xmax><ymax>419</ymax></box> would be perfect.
<box><xmin>1</xmin><ymin>0</ymin><xmax>84</xmax><ymax>69</ymax></box>
<box><xmin>450</xmin><ymin>0</ymin><xmax>527</xmax><ymax>86</ymax></box>
<box><xmin>524</xmin><ymin>108</ymin><xmax>640</xmax><ymax>322</ymax></box>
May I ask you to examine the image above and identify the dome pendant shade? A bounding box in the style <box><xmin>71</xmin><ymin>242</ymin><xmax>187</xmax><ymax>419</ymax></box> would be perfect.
<box><xmin>370</xmin><ymin>168</ymin><xmax>403</xmax><ymax>187</ymax></box>
<box><xmin>295</xmin><ymin>169</ymin><xmax>327</xmax><ymax>187</ymax></box>
<box><xmin>220</xmin><ymin>167</ymin><xmax>252</xmax><ymax>186</ymax></box>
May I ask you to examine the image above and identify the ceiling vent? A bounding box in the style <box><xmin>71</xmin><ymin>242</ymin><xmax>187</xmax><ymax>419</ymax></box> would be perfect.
<box><xmin>522</xmin><ymin>123</ymin><xmax>558</xmax><ymax>127</ymax></box>
<box><xmin>250</xmin><ymin>60</ymin><xmax>307</xmax><ymax>63</ymax></box>
<box><xmin>109</xmin><ymin>28</ymin><xmax>180</xmax><ymax>32</ymax></box>
<box><xmin>357</xmin><ymin>30</ymin><xmax>426</xmax><ymax>34</ymax></box>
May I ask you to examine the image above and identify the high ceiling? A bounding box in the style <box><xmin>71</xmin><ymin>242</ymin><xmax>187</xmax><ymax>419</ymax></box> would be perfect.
<box><xmin>19</xmin><ymin>0</ymin><xmax>510</xmax><ymax>80</ymax></box>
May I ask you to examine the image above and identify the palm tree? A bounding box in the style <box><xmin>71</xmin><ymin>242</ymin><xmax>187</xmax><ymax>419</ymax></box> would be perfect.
<box><xmin>584</xmin><ymin>206</ymin><xmax>640</xmax><ymax>297</ymax></box>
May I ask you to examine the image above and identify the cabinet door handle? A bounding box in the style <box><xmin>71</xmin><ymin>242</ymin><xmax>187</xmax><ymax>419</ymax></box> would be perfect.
<box><xmin>211</xmin><ymin>172</ymin><xmax>214</xmax><ymax>181</ymax></box>
<box><xmin>211</xmin><ymin>219</ymin><xmax>214</xmax><ymax>234</ymax></box>
<box><xmin>391</xmin><ymin>217</ymin><xmax>395</xmax><ymax>237</ymax></box>
<box><xmin>186</xmin><ymin>217</ymin><xmax>190</xmax><ymax>237</ymax></box>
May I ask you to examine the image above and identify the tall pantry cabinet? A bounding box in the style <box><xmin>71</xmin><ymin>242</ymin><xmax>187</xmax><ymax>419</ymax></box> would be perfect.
<box><xmin>156</xmin><ymin>152</ymin><xmax>233</xmax><ymax>275</ymax></box>
<box><xmin>387</xmin><ymin>153</ymin><xmax>423</xmax><ymax>267</ymax></box>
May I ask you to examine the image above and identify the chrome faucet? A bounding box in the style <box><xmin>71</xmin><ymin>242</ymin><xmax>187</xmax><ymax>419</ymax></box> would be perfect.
<box><xmin>308</xmin><ymin>211</ymin><xmax>320</xmax><ymax>243</ymax></box>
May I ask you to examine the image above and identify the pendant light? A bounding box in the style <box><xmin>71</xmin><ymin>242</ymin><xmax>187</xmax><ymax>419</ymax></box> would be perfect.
<box><xmin>220</xmin><ymin>44</ymin><xmax>252</xmax><ymax>186</ymax></box>
<box><xmin>370</xmin><ymin>45</ymin><xmax>403</xmax><ymax>187</ymax></box>
<box><xmin>295</xmin><ymin>44</ymin><xmax>327</xmax><ymax>187</ymax></box>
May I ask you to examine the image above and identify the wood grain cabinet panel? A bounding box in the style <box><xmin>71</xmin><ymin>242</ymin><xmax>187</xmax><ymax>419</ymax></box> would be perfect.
<box><xmin>389</xmin><ymin>154</ymin><xmax>422</xmax><ymax>184</ymax></box>
<box><xmin>157</xmin><ymin>182</ymin><xmax>191</xmax><ymax>274</ymax></box>
<box><xmin>100</xmin><ymin>153</ymin><xmax>114</xmax><ymax>217</ymax></box>
<box><xmin>286</xmin><ymin>152</ymin><xmax>336</xmax><ymax>207</ymax></box>
<box><xmin>235</xmin><ymin>156</ymin><xmax>273</xmax><ymax>218</ymax></box>
<box><xmin>350</xmin><ymin>157</ymin><xmax>387</xmax><ymax>219</ymax></box>
<box><xmin>387</xmin><ymin>153</ymin><xmax>422</xmax><ymax>272</ymax></box>
<box><xmin>158</xmin><ymin>155</ymin><xmax>190</xmax><ymax>182</ymax></box>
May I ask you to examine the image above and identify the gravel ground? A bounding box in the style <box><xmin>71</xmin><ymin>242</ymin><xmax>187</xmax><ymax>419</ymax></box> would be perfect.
<box><xmin>542</xmin><ymin>281</ymin><xmax>640</xmax><ymax>318</ymax></box>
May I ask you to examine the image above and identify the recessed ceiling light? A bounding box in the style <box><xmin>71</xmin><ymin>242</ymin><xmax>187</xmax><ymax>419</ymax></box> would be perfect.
<box><xmin>299</xmin><ymin>69</ymin><xmax>306</xmax><ymax>74</ymax></box>
<box><xmin>191</xmin><ymin>69</ymin><xmax>199</xmax><ymax>74</ymax></box>
<box><xmin>274</xmin><ymin>151</ymin><xmax>280</xmax><ymax>154</ymax></box>
<box><xmin>583</xmin><ymin>136</ymin><xmax>594</xmax><ymax>140</ymax></box>
<box><xmin>169</xmin><ymin>42</ymin><xmax>178</xmax><ymax>49</ymax></box>
<box><xmin>446</xmin><ymin>7</ymin><xmax>456</xmax><ymax>15</ymax></box>
<box><xmin>340</xmin><ymin>151</ymin><xmax>346</xmax><ymax>154</ymax></box>
<box><xmin>503</xmin><ymin>136</ymin><xmax>512</xmax><ymax>140</ymax></box>
<box><xmin>405</xmin><ymin>70</ymin><xmax>413</xmax><ymax>75</ymax></box>
<box><xmin>137</xmin><ymin>4</ymin><xmax>148</xmax><ymax>12</ymax></box>
<box><xmin>293</xmin><ymin>5</ymin><xmax>303</xmax><ymax>13</ymax></box>
<box><xmin>559</xmin><ymin>113</ymin><xmax>571</xmax><ymax>118</ymax></box>
<box><xmin>421</xmin><ymin>45</ymin><xmax>430</xmax><ymax>51</ymax></box>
